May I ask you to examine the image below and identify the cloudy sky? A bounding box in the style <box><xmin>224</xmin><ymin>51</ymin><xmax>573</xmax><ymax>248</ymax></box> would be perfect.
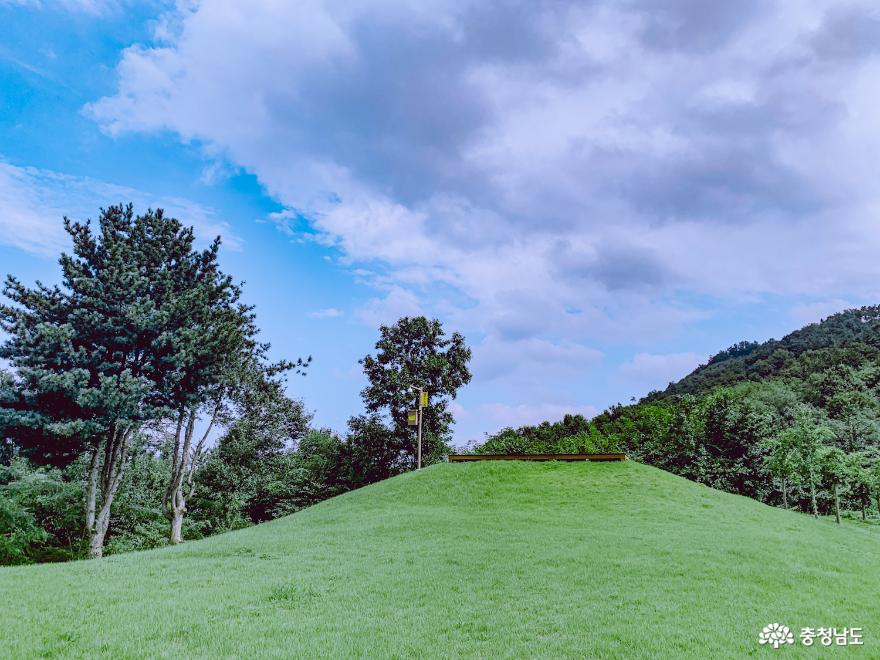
<box><xmin>2</xmin><ymin>0</ymin><xmax>879</xmax><ymax>444</ymax></box>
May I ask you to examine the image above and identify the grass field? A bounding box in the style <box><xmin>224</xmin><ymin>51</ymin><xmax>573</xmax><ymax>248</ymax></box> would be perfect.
<box><xmin>2</xmin><ymin>460</ymin><xmax>878</xmax><ymax>658</ymax></box>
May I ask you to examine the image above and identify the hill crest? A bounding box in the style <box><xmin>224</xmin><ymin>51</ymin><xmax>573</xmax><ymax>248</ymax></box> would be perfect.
<box><xmin>2</xmin><ymin>460</ymin><xmax>878</xmax><ymax>657</ymax></box>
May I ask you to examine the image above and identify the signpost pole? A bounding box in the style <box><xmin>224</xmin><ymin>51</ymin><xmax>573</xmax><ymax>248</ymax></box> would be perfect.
<box><xmin>417</xmin><ymin>387</ymin><xmax>423</xmax><ymax>470</ymax></box>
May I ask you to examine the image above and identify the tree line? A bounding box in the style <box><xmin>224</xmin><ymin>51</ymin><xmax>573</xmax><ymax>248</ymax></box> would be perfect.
<box><xmin>473</xmin><ymin>316</ymin><xmax>880</xmax><ymax>524</ymax></box>
<box><xmin>8</xmin><ymin>204</ymin><xmax>871</xmax><ymax>563</ymax></box>
<box><xmin>0</xmin><ymin>206</ymin><xmax>471</xmax><ymax>564</ymax></box>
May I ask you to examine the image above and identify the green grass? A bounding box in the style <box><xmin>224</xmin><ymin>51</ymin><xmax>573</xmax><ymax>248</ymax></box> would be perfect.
<box><xmin>2</xmin><ymin>461</ymin><xmax>878</xmax><ymax>658</ymax></box>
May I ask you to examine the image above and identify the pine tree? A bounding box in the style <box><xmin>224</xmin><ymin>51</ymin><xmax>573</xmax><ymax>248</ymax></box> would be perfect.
<box><xmin>0</xmin><ymin>205</ymin><xmax>277</xmax><ymax>556</ymax></box>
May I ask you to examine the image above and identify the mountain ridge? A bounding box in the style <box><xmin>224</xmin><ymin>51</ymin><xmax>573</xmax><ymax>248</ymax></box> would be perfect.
<box><xmin>644</xmin><ymin>304</ymin><xmax>880</xmax><ymax>401</ymax></box>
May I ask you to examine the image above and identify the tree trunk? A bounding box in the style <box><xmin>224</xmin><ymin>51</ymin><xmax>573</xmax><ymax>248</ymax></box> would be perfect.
<box><xmin>833</xmin><ymin>483</ymin><xmax>841</xmax><ymax>525</ymax></box>
<box><xmin>170</xmin><ymin>500</ymin><xmax>184</xmax><ymax>545</ymax></box>
<box><xmin>168</xmin><ymin>478</ymin><xmax>187</xmax><ymax>545</ymax></box>
<box><xmin>809</xmin><ymin>472</ymin><xmax>819</xmax><ymax>519</ymax></box>
<box><xmin>85</xmin><ymin>446</ymin><xmax>100</xmax><ymax>539</ymax></box>
<box><xmin>876</xmin><ymin>494</ymin><xmax>880</xmax><ymax>519</ymax></box>
<box><xmin>862</xmin><ymin>499</ymin><xmax>867</xmax><ymax>521</ymax></box>
<box><xmin>89</xmin><ymin>526</ymin><xmax>107</xmax><ymax>559</ymax></box>
<box><xmin>165</xmin><ymin>404</ymin><xmax>217</xmax><ymax>545</ymax></box>
<box><xmin>86</xmin><ymin>426</ymin><xmax>133</xmax><ymax>559</ymax></box>
<box><xmin>781</xmin><ymin>475</ymin><xmax>788</xmax><ymax>509</ymax></box>
<box><xmin>90</xmin><ymin>502</ymin><xmax>113</xmax><ymax>559</ymax></box>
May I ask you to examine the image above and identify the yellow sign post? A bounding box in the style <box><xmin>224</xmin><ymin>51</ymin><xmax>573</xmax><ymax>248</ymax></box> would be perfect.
<box><xmin>415</xmin><ymin>388</ymin><xmax>430</xmax><ymax>469</ymax></box>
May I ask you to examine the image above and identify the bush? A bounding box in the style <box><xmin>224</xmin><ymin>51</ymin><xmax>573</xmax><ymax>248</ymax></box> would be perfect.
<box><xmin>556</xmin><ymin>430</ymin><xmax>621</xmax><ymax>454</ymax></box>
<box><xmin>476</xmin><ymin>417</ymin><xmax>618</xmax><ymax>455</ymax></box>
<box><xmin>0</xmin><ymin>494</ymin><xmax>48</xmax><ymax>565</ymax></box>
<box><xmin>0</xmin><ymin>459</ymin><xmax>85</xmax><ymax>564</ymax></box>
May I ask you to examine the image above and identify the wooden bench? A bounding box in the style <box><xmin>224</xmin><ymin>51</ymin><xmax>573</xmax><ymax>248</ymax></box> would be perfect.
<box><xmin>448</xmin><ymin>453</ymin><xmax>627</xmax><ymax>462</ymax></box>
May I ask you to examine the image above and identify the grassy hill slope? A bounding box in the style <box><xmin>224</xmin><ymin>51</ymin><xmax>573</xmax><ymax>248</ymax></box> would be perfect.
<box><xmin>2</xmin><ymin>461</ymin><xmax>878</xmax><ymax>658</ymax></box>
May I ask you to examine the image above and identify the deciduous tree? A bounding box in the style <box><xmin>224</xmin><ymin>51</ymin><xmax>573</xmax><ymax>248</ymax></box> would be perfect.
<box><xmin>359</xmin><ymin>317</ymin><xmax>471</xmax><ymax>471</ymax></box>
<box><xmin>781</xmin><ymin>406</ymin><xmax>834</xmax><ymax>518</ymax></box>
<box><xmin>818</xmin><ymin>446</ymin><xmax>848</xmax><ymax>524</ymax></box>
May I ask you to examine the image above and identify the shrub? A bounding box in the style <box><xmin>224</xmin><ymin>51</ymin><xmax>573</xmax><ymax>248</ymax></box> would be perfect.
<box><xmin>0</xmin><ymin>459</ymin><xmax>85</xmax><ymax>564</ymax></box>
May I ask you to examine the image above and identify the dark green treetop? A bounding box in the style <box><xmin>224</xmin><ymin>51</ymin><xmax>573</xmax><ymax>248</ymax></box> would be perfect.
<box><xmin>0</xmin><ymin>204</ymin><xmax>272</xmax><ymax>461</ymax></box>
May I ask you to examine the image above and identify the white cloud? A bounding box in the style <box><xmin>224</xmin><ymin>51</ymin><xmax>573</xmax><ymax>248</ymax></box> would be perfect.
<box><xmin>356</xmin><ymin>287</ymin><xmax>424</xmax><ymax>327</ymax></box>
<box><xmin>88</xmin><ymin>1</ymin><xmax>880</xmax><ymax>309</ymax></box>
<box><xmin>308</xmin><ymin>308</ymin><xmax>343</xmax><ymax>319</ymax></box>
<box><xmin>447</xmin><ymin>400</ymin><xmax>468</xmax><ymax>419</ymax></box>
<box><xmin>619</xmin><ymin>352</ymin><xmax>707</xmax><ymax>392</ymax></box>
<box><xmin>480</xmin><ymin>402</ymin><xmax>600</xmax><ymax>430</ymax></box>
<box><xmin>789</xmin><ymin>299</ymin><xmax>852</xmax><ymax>327</ymax></box>
<box><xmin>0</xmin><ymin>162</ymin><xmax>73</xmax><ymax>256</ymax></box>
<box><xmin>0</xmin><ymin>0</ymin><xmax>119</xmax><ymax>13</ymax></box>
<box><xmin>0</xmin><ymin>160</ymin><xmax>242</xmax><ymax>256</ymax></box>
<box><xmin>472</xmin><ymin>335</ymin><xmax>602</xmax><ymax>382</ymax></box>
<box><xmin>84</xmin><ymin>0</ymin><xmax>880</xmax><ymax>428</ymax></box>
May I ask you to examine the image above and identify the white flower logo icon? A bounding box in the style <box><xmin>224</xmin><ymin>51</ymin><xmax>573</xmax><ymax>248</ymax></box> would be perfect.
<box><xmin>759</xmin><ymin>623</ymin><xmax>795</xmax><ymax>648</ymax></box>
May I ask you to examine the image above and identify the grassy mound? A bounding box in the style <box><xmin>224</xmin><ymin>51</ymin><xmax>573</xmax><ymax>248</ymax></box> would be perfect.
<box><xmin>2</xmin><ymin>461</ymin><xmax>878</xmax><ymax>657</ymax></box>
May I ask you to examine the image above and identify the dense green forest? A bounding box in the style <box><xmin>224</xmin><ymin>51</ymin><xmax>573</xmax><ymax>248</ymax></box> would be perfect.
<box><xmin>646</xmin><ymin>307</ymin><xmax>880</xmax><ymax>400</ymax></box>
<box><xmin>0</xmin><ymin>207</ymin><xmax>470</xmax><ymax>565</ymax></box>
<box><xmin>474</xmin><ymin>306</ymin><xmax>880</xmax><ymax>523</ymax></box>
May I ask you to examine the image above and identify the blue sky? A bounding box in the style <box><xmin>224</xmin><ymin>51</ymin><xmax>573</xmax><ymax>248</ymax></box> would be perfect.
<box><xmin>2</xmin><ymin>0</ymin><xmax>879</xmax><ymax>445</ymax></box>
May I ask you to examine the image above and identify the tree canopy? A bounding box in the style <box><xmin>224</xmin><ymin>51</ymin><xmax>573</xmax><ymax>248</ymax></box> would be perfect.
<box><xmin>358</xmin><ymin>316</ymin><xmax>472</xmax><ymax>471</ymax></box>
<box><xmin>0</xmin><ymin>205</ymin><xmax>279</xmax><ymax>556</ymax></box>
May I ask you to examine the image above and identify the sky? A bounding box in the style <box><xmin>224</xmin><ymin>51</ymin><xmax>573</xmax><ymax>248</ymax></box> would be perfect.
<box><xmin>1</xmin><ymin>0</ymin><xmax>879</xmax><ymax>446</ymax></box>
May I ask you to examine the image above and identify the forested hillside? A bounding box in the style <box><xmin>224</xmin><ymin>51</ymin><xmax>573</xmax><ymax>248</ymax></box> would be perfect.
<box><xmin>647</xmin><ymin>306</ymin><xmax>880</xmax><ymax>400</ymax></box>
<box><xmin>474</xmin><ymin>306</ymin><xmax>880</xmax><ymax>522</ymax></box>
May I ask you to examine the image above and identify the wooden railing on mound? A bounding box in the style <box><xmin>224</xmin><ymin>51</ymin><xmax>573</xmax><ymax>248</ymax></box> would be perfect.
<box><xmin>448</xmin><ymin>453</ymin><xmax>627</xmax><ymax>462</ymax></box>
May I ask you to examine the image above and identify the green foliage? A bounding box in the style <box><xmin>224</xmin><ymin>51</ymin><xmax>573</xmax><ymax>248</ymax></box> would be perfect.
<box><xmin>474</xmin><ymin>414</ymin><xmax>616</xmax><ymax>454</ymax></box>
<box><xmin>1</xmin><ymin>205</ymin><xmax>218</xmax><ymax>461</ymax></box>
<box><xmin>291</xmin><ymin>429</ymin><xmax>349</xmax><ymax>507</ymax></box>
<box><xmin>359</xmin><ymin>316</ymin><xmax>471</xmax><ymax>470</ymax></box>
<box><xmin>192</xmin><ymin>387</ymin><xmax>310</xmax><ymax>532</ymax></box>
<box><xmin>0</xmin><ymin>204</ymin><xmax>306</xmax><ymax>556</ymax></box>
<box><xmin>0</xmin><ymin>495</ymin><xmax>47</xmax><ymax>565</ymax></box>
<box><xmin>646</xmin><ymin>305</ymin><xmax>880</xmax><ymax>400</ymax></box>
<box><xmin>0</xmin><ymin>204</ymin><xmax>276</xmax><ymax>556</ymax></box>
<box><xmin>556</xmin><ymin>430</ymin><xmax>621</xmax><ymax>454</ymax></box>
<box><xmin>342</xmin><ymin>413</ymin><xmax>403</xmax><ymax>487</ymax></box>
<box><xmin>0</xmin><ymin>459</ymin><xmax>84</xmax><ymax>564</ymax></box>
